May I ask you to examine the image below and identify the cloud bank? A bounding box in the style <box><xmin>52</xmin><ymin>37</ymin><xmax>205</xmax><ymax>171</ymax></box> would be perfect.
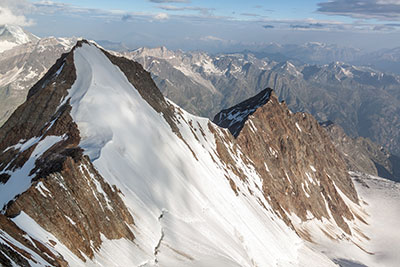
<box><xmin>317</xmin><ymin>0</ymin><xmax>400</xmax><ymax>20</ymax></box>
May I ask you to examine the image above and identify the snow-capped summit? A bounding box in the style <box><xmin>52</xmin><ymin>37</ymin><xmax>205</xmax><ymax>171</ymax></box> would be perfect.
<box><xmin>0</xmin><ymin>40</ymin><xmax>369</xmax><ymax>266</ymax></box>
<box><xmin>0</xmin><ymin>24</ymin><xmax>39</xmax><ymax>53</ymax></box>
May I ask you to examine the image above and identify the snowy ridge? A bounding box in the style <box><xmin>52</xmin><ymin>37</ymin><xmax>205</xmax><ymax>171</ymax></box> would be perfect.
<box><xmin>7</xmin><ymin>43</ymin><xmax>337</xmax><ymax>266</ymax></box>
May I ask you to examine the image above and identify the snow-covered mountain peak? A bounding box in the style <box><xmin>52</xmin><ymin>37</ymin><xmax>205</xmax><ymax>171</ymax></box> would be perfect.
<box><xmin>0</xmin><ymin>25</ymin><xmax>39</xmax><ymax>53</ymax></box>
<box><xmin>0</xmin><ymin>40</ymin><xmax>375</xmax><ymax>266</ymax></box>
<box><xmin>274</xmin><ymin>61</ymin><xmax>303</xmax><ymax>77</ymax></box>
<box><xmin>131</xmin><ymin>46</ymin><xmax>179</xmax><ymax>60</ymax></box>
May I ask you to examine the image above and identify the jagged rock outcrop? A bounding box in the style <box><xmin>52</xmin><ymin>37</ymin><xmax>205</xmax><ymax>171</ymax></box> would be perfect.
<box><xmin>212</xmin><ymin>89</ymin><xmax>272</xmax><ymax>137</ymax></box>
<box><xmin>214</xmin><ymin>89</ymin><xmax>359</xmax><ymax>235</ymax></box>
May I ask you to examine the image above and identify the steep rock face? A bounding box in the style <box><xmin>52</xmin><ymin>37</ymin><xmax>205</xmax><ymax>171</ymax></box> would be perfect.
<box><xmin>0</xmin><ymin>41</ymin><xmax>365</xmax><ymax>266</ymax></box>
<box><xmin>324</xmin><ymin>123</ymin><xmax>400</xmax><ymax>182</ymax></box>
<box><xmin>214</xmin><ymin>90</ymin><xmax>358</xmax><ymax>235</ymax></box>
<box><xmin>5</xmin><ymin>156</ymin><xmax>134</xmax><ymax>260</ymax></box>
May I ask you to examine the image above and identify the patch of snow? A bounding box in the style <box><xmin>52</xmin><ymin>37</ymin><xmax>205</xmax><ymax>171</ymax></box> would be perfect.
<box><xmin>0</xmin><ymin>40</ymin><xmax>18</xmax><ymax>53</ymax></box>
<box><xmin>174</xmin><ymin>64</ymin><xmax>218</xmax><ymax>93</ymax></box>
<box><xmin>65</xmin><ymin>216</ymin><xmax>76</xmax><ymax>226</ymax></box>
<box><xmin>55</xmin><ymin>63</ymin><xmax>65</xmax><ymax>76</ymax></box>
<box><xmin>79</xmin><ymin>163</ymin><xmax>113</xmax><ymax>210</ymax></box>
<box><xmin>264</xmin><ymin>162</ymin><xmax>270</xmax><ymax>172</ymax></box>
<box><xmin>295</xmin><ymin>122</ymin><xmax>302</xmax><ymax>132</ymax></box>
<box><xmin>269</xmin><ymin>147</ymin><xmax>278</xmax><ymax>158</ymax></box>
<box><xmin>248</xmin><ymin>119</ymin><xmax>258</xmax><ymax>133</ymax></box>
<box><xmin>302</xmin><ymin>183</ymin><xmax>310</xmax><ymax>198</ymax></box>
<box><xmin>0</xmin><ymin>66</ymin><xmax>24</xmax><ymax>87</ymax></box>
<box><xmin>305</xmin><ymin>172</ymin><xmax>314</xmax><ymax>184</ymax></box>
<box><xmin>35</xmin><ymin>181</ymin><xmax>52</xmax><ymax>197</ymax></box>
<box><xmin>310</xmin><ymin>165</ymin><xmax>316</xmax><ymax>172</ymax></box>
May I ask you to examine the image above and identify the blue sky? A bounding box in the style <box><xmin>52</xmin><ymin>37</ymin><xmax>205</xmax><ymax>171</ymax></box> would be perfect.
<box><xmin>1</xmin><ymin>0</ymin><xmax>400</xmax><ymax>52</ymax></box>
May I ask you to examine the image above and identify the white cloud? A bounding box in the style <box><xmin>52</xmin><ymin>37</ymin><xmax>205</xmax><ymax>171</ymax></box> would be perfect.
<box><xmin>154</xmin><ymin>12</ymin><xmax>169</xmax><ymax>20</ymax></box>
<box><xmin>377</xmin><ymin>0</ymin><xmax>400</xmax><ymax>4</ymax></box>
<box><xmin>157</xmin><ymin>5</ymin><xmax>214</xmax><ymax>16</ymax></box>
<box><xmin>200</xmin><ymin>35</ymin><xmax>225</xmax><ymax>42</ymax></box>
<box><xmin>0</xmin><ymin>0</ymin><xmax>34</xmax><ymax>26</ymax></box>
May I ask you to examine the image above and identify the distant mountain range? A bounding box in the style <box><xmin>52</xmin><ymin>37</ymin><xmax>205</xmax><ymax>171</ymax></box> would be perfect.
<box><xmin>97</xmin><ymin>41</ymin><xmax>400</xmax><ymax>75</ymax></box>
<box><xmin>125</xmin><ymin>47</ymin><xmax>400</xmax><ymax>157</ymax></box>
<box><xmin>240</xmin><ymin>42</ymin><xmax>363</xmax><ymax>65</ymax></box>
<box><xmin>228</xmin><ymin>42</ymin><xmax>400</xmax><ymax>75</ymax></box>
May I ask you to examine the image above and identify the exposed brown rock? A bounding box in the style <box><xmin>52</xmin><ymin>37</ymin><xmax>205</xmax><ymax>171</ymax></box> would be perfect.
<box><xmin>213</xmin><ymin>89</ymin><xmax>359</xmax><ymax>235</ymax></box>
<box><xmin>6</xmin><ymin>156</ymin><xmax>135</xmax><ymax>260</ymax></box>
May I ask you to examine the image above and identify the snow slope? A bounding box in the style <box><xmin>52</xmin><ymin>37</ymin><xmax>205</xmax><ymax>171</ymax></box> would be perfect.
<box><xmin>289</xmin><ymin>171</ymin><xmax>400</xmax><ymax>267</ymax></box>
<box><xmin>9</xmin><ymin>42</ymin><xmax>337</xmax><ymax>266</ymax></box>
<box><xmin>349</xmin><ymin>173</ymin><xmax>400</xmax><ymax>267</ymax></box>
